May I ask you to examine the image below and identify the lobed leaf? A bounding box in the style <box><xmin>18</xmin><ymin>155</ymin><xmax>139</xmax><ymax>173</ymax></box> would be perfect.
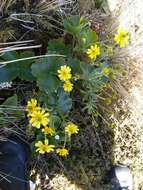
<box><xmin>0</xmin><ymin>51</ymin><xmax>35</xmax><ymax>82</ymax></box>
<box><xmin>31</xmin><ymin>56</ymin><xmax>65</xmax><ymax>92</ymax></box>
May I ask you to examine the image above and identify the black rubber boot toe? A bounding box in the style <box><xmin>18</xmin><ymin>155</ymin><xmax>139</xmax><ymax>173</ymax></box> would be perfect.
<box><xmin>0</xmin><ymin>136</ymin><xmax>30</xmax><ymax>190</ymax></box>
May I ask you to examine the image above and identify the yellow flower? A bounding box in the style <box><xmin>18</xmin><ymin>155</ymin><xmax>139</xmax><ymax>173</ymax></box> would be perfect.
<box><xmin>102</xmin><ymin>67</ymin><xmax>110</xmax><ymax>75</ymax></box>
<box><xmin>114</xmin><ymin>28</ymin><xmax>129</xmax><ymax>48</ymax></box>
<box><xmin>42</xmin><ymin>126</ymin><xmax>55</xmax><ymax>136</ymax></box>
<box><xmin>65</xmin><ymin>123</ymin><xmax>79</xmax><ymax>136</ymax></box>
<box><xmin>35</xmin><ymin>140</ymin><xmax>55</xmax><ymax>154</ymax></box>
<box><xmin>63</xmin><ymin>80</ymin><xmax>73</xmax><ymax>92</ymax></box>
<box><xmin>56</xmin><ymin>148</ymin><xmax>69</xmax><ymax>156</ymax></box>
<box><xmin>58</xmin><ymin>65</ymin><xmax>72</xmax><ymax>81</ymax></box>
<box><xmin>87</xmin><ymin>44</ymin><xmax>100</xmax><ymax>60</ymax></box>
<box><xmin>30</xmin><ymin>109</ymin><xmax>50</xmax><ymax>128</ymax></box>
<box><xmin>26</xmin><ymin>99</ymin><xmax>40</xmax><ymax>116</ymax></box>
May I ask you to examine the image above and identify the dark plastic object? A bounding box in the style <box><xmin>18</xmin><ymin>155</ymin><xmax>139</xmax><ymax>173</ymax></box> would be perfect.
<box><xmin>0</xmin><ymin>136</ymin><xmax>30</xmax><ymax>190</ymax></box>
<box><xmin>109</xmin><ymin>165</ymin><xmax>133</xmax><ymax>190</ymax></box>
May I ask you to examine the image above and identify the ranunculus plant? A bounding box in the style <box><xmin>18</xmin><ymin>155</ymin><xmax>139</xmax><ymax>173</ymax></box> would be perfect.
<box><xmin>0</xmin><ymin>15</ymin><xmax>129</xmax><ymax>157</ymax></box>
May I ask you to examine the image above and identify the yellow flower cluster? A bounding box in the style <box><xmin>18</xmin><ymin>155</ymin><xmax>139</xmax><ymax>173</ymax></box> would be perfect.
<box><xmin>26</xmin><ymin>99</ymin><xmax>40</xmax><ymax>116</ymax></box>
<box><xmin>26</xmin><ymin>99</ymin><xmax>56</xmax><ymax>154</ymax></box>
<box><xmin>86</xmin><ymin>28</ymin><xmax>129</xmax><ymax>61</ymax></box>
<box><xmin>58</xmin><ymin>65</ymin><xmax>72</xmax><ymax>81</ymax></box>
<box><xmin>57</xmin><ymin>65</ymin><xmax>74</xmax><ymax>92</ymax></box>
<box><xmin>114</xmin><ymin>28</ymin><xmax>129</xmax><ymax>48</ymax></box>
<box><xmin>65</xmin><ymin>123</ymin><xmax>79</xmax><ymax>136</ymax></box>
<box><xmin>26</xmin><ymin>99</ymin><xmax>56</xmax><ymax>136</ymax></box>
<box><xmin>63</xmin><ymin>80</ymin><xmax>73</xmax><ymax>92</ymax></box>
<box><xmin>26</xmin><ymin>99</ymin><xmax>50</xmax><ymax>129</ymax></box>
<box><xmin>26</xmin><ymin>99</ymin><xmax>79</xmax><ymax>157</ymax></box>
<box><xmin>87</xmin><ymin>44</ymin><xmax>100</xmax><ymax>60</ymax></box>
<box><xmin>35</xmin><ymin>139</ymin><xmax>55</xmax><ymax>154</ymax></box>
<box><xmin>30</xmin><ymin>110</ymin><xmax>49</xmax><ymax>129</ymax></box>
<box><xmin>42</xmin><ymin>126</ymin><xmax>55</xmax><ymax>136</ymax></box>
<box><xmin>56</xmin><ymin>148</ymin><xmax>69</xmax><ymax>156</ymax></box>
<box><xmin>35</xmin><ymin>139</ymin><xmax>69</xmax><ymax>156</ymax></box>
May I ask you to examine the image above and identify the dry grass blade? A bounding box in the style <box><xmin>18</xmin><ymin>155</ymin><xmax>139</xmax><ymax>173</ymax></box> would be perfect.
<box><xmin>9</xmin><ymin>13</ymin><xmax>64</xmax><ymax>33</ymax></box>
<box><xmin>10</xmin><ymin>13</ymin><xmax>36</xmax><ymax>23</ymax></box>
<box><xmin>0</xmin><ymin>40</ymin><xmax>34</xmax><ymax>45</ymax></box>
<box><xmin>35</xmin><ymin>0</ymin><xmax>76</xmax><ymax>14</ymax></box>
<box><xmin>0</xmin><ymin>40</ymin><xmax>41</xmax><ymax>54</ymax></box>
<box><xmin>0</xmin><ymin>44</ymin><xmax>42</xmax><ymax>54</ymax></box>
<box><xmin>0</xmin><ymin>29</ymin><xmax>15</xmax><ymax>43</ymax></box>
<box><xmin>0</xmin><ymin>54</ymin><xmax>66</xmax><ymax>66</ymax></box>
<box><xmin>0</xmin><ymin>0</ymin><xmax>16</xmax><ymax>14</ymax></box>
<box><xmin>36</xmin><ymin>0</ymin><xmax>59</xmax><ymax>14</ymax></box>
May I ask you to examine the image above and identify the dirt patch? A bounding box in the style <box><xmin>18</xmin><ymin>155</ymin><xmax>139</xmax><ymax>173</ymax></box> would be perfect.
<box><xmin>106</xmin><ymin>1</ymin><xmax>143</xmax><ymax>189</ymax></box>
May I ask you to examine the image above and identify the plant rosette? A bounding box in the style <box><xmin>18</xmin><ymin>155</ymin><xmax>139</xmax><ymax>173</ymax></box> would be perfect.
<box><xmin>0</xmin><ymin>15</ymin><xmax>130</xmax><ymax>158</ymax></box>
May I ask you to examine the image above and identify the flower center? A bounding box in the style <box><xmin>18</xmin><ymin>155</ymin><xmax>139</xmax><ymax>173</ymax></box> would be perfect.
<box><xmin>92</xmin><ymin>49</ymin><xmax>98</xmax><ymax>54</ymax></box>
<box><xmin>63</xmin><ymin>71</ymin><xmax>67</xmax><ymax>76</ymax></box>
<box><xmin>42</xmin><ymin>146</ymin><xmax>47</xmax><ymax>152</ymax></box>
<box><xmin>37</xmin><ymin>115</ymin><xmax>42</xmax><ymax>122</ymax></box>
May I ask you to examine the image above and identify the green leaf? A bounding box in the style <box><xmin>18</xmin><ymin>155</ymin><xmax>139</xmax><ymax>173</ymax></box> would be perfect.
<box><xmin>78</xmin><ymin>29</ymin><xmax>98</xmax><ymax>49</ymax></box>
<box><xmin>0</xmin><ymin>64</ymin><xmax>16</xmax><ymax>82</ymax></box>
<box><xmin>50</xmin><ymin>115</ymin><xmax>62</xmax><ymax>129</ymax></box>
<box><xmin>39</xmin><ymin>89</ymin><xmax>72</xmax><ymax>113</ymax></box>
<box><xmin>67</xmin><ymin>58</ymin><xmax>81</xmax><ymax>74</ymax></box>
<box><xmin>31</xmin><ymin>56</ymin><xmax>65</xmax><ymax>92</ymax></box>
<box><xmin>1</xmin><ymin>51</ymin><xmax>18</xmax><ymax>61</ymax></box>
<box><xmin>37</xmin><ymin>74</ymin><xmax>60</xmax><ymax>92</ymax></box>
<box><xmin>0</xmin><ymin>51</ymin><xmax>35</xmax><ymax>82</ymax></box>
<box><xmin>80</xmin><ymin>62</ymin><xmax>93</xmax><ymax>80</ymax></box>
<box><xmin>48</xmin><ymin>38</ymin><xmax>71</xmax><ymax>56</ymax></box>
<box><xmin>36</xmin><ymin>133</ymin><xmax>44</xmax><ymax>141</ymax></box>
<box><xmin>57</xmin><ymin>89</ymin><xmax>72</xmax><ymax>113</ymax></box>
<box><xmin>39</xmin><ymin>92</ymin><xmax>57</xmax><ymax>108</ymax></box>
<box><xmin>63</xmin><ymin>16</ymin><xmax>88</xmax><ymax>36</ymax></box>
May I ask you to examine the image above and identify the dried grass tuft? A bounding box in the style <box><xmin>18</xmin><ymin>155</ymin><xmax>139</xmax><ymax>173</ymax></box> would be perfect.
<box><xmin>105</xmin><ymin>1</ymin><xmax>143</xmax><ymax>189</ymax></box>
